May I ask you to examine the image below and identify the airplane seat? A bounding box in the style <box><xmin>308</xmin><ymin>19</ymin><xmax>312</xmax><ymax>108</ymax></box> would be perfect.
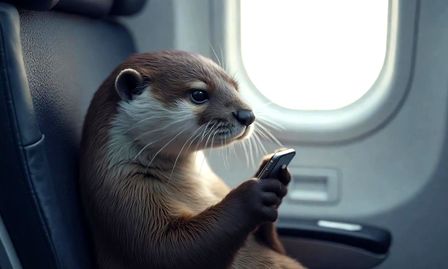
<box><xmin>0</xmin><ymin>0</ymin><xmax>145</xmax><ymax>268</ymax></box>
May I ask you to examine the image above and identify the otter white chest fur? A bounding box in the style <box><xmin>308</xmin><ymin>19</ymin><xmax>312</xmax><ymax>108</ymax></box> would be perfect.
<box><xmin>79</xmin><ymin>51</ymin><xmax>305</xmax><ymax>269</ymax></box>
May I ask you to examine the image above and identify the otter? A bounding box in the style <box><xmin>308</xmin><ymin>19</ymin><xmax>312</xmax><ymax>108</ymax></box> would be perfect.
<box><xmin>79</xmin><ymin>50</ymin><xmax>305</xmax><ymax>269</ymax></box>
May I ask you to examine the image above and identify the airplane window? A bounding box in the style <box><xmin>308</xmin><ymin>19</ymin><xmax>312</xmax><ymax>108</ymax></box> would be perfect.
<box><xmin>241</xmin><ymin>0</ymin><xmax>388</xmax><ymax>110</ymax></box>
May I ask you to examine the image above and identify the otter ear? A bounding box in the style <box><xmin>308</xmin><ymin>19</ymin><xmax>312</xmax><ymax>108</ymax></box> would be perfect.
<box><xmin>115</xmin><ymin>68</ymin><xmax>145</xmax><ymax>101</ymax></box>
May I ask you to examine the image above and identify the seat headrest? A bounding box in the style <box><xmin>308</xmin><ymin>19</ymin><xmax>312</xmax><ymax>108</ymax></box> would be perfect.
<box><xmin>3</xmin><ymin>0</ymin><xmax>59</xmax><ymax>10</ymax></box>
<box><xmin>55</xmin><ymin>0</ymin><xmax>113</xmax><ymax>17</ymax></box>
<box><xmin>4</xmin><ymin>0</ymin><xmax>147</xmax><ymax>16</ymax></box>
<box><xmin>110</xmin><ymin>0</ymin><xmax>146</xmax><ymax>16</ymax></box>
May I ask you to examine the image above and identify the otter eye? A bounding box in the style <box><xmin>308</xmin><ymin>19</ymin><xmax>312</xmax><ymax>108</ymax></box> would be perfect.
<box><xmin>190</xmin><ymin>90</ymin><xmax>209</xmax><ymax>104</ymax></box>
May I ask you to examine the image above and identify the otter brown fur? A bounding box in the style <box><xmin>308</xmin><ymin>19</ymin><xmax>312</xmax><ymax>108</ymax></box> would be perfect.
<box><xmin>79</xmin><ymin>50</ymin><xmax>305</xmax><ymax>269</ymax></box>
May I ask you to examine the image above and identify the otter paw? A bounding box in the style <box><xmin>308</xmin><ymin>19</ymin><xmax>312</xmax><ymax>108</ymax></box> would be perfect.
<box><xmin>232</xmin><ymin>179</ymin><xmax>287</xmax><ymax>223</ymax></box>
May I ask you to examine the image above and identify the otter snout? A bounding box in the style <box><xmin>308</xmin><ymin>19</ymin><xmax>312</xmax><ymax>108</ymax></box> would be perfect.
<box><xmin>232</xmin><ymin>109</ymin><xmax>255</xmax><ymax>126</ymax></box>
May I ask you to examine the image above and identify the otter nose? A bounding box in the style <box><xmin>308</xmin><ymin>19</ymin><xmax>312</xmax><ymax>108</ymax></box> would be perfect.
<box><xmin>232</xmin><ymin>110</ymin><xmax>255</xmax><ymax>126</ymax></box>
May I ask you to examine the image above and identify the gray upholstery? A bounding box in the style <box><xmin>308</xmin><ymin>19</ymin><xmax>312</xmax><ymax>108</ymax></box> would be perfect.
<box><xmin>5</xmin><ymin>0</ymin><xmax>147</xmax><ymax>16</ymax></box>
<box><xmin>55</xmin><ymin>0</ymin><xmax>114</xmax><ymax>17</ymax></box>
<box><xmin>3</xmin><ymin>0</ymin><xmax>59</xmax><ymax>10</ymax></box>
<box><xmin>0</xmin><ymin>1</ymin><xmax>136</xmax><ymax>268</ymax></box>
<box><xmin>110</xmin><ymin>0</ymin><xmax>147</xmax><ymax>16</ymax></box>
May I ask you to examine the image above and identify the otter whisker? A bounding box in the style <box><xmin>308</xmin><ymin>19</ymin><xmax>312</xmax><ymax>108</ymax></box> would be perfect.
<box><xmin>256</xmin><ymin>131</ymin><xmax>269</xmax><ymax>157</ymax></box>
<box><xmin>247</xmin><ymin>133</ymin><xmax>255</xmax><ymax>168</ymax></box>
<box><xmin>185</xmin><ymin>128</ymin><xmax>205</xmax><ymax>156</ymax></box>
<box><xmin>200</xmin><ymin>129</ymin><xmax>219</xmax><ymax>174</ymax></box>
<box><xmin>209</xmin><ymin>43</ymin><xmax>222</xmax><ymax>67</ymax></box>
<box><xmin>220</xmin><ymin>138</ymin><xmax>226</xmax><ymax>168</ymax></box>
<box><xmin>127</xmin><ymin>113</ymin><xmax>191</xmax><ymax>132</ymax></box>
<box><xmin>219</xmin><ymin>45</ymin><xmax>227</xmax><ymax>71</ymax></box>
<box><xmin>146</xmin><ymin>127</ymin><xmax>189</xmax><ymax>170</ymax></box>
<box><xmin>134</xmin><ymin>123</ymin><xmax>189</xmax><ymax>161</ymax></box>
<box><xmin>210</xmin><ymin>126</ymin><xmax>219</xmax><ymax>165</ymax></box>
<box><xmin>170</xmin><ymin>130</ymin><xmax>198</xmax><ymax>178</ymax></box>
<box><xmin>251</xmin><ymin>128</ymin><xmax>262</xmax><ymax>168</ymax></box>
<box><xmin>224</xmin><ymin>137</ymin><xmax>230</xmax><ymax>168</ymax></box>
<box><xmin>256</xmin><ymin>116</ymin><xmax>285</xmax><ymax>130</ymax></box>
<box><xmin>240</xmin><ymin>137</ymin><xmax>250</xmax><ymax>167</ymax></box>
<box><xmin>132</xmin><ymin>125</ymin><xmax>190</xmax><ymax>161</ymax></box>
<box><xmin>250</xmin><ymin>129</ymin><xmax>261</xmax><ymax>159</ymax></box>
<box><xmin>254</xmin><ymin>111</ymin><xmax>285</xmax><ymax>128</ymax></box>
<box><xmin>206</xmin><ymin>127</ymin><xmax>221</xmax><ymax>167</ymax></box>
<box><xmin>201</xmin><ymin>121</ymin><xmax>215</xmax><ymax>141</ymax></box>
<box><xmin>247</xmin><ymin>136</ymin><xmax>255</xmax><ymax>168</ymax></box>
<box><xmin>255</xmin><ymin>122</ymin><xmax>284</xmax><ymax>147</ymax></box>
<box><xmin>203</xmin><ymin>123</ymin><xmax>218</xmax><ymax>150</ymax></box>
<box><xmin>257</xmin><ymin>127</ymin><xmax>280</xmax><ymax>148</ymax></box>
<box><xmin>170</xmin><ymin>126</ymin><xmax>204</xmax><ymax>179</ymax></box>
<box><xmin>221</xmin><ymin>135</ymin><xmax>230</xmax><ymax>169</ymax></box>
<box><xmin>253</xmin><ymin>129</ymin><xmax>268</xmax><ymax>155</ymax></box>
<box><xmin>199</xmin><ymin>152</ymin><xmax>207</xmax><ymax>175</ymax></box>
<box><xmin>132</xmin><ymin>115</ymin><xmax>192</xmax><ymax>142</ymax></box>
<box><xmin>124</xmin><ymin>115</ymin><xmax>175</xmax><ymax>133</ymax></box>
<box><xmin>199</xmin><ymin>123</ymin><xmax>219</xmax><ymax>173</ymax></box>
<box><xmin>133</xmin><ymin>140</ymin><xmax>159</xmax><ymax>161</ymax></box>
<box><xmin>209</xmin><ymin>128</ymin><xmax>220</xmax><ymax>149</ymax></box>
<box><xmin>231</xmin><ymin>140</ymin><xmax>237</xmax><ymax>158</ymax></box>
<box><xmin>250</xmin><ymin>135</ymin><xmax>258</xmax><ymax>168</ymax></box>
<box><xmin>131</xmin><ymin>116</ymin><xmax>193</xmax><ymax>161</ymax></box>
<box><xmin>193</xmin><ymin>120</ymin><xmax>213</xmax><ymax>161</ymax></box>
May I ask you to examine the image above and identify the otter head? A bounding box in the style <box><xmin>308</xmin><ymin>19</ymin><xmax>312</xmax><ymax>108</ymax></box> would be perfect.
<box><xmin>112</xmin><ymin>51</ymin><xmax>255</xmax><ymax>158</ymax></box>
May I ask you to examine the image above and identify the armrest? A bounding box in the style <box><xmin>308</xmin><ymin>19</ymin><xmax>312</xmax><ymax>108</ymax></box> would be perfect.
<box><xmin>277</xmin><ymin>218</ymin><xmax>392</xmax><ymax>269</ymax></box>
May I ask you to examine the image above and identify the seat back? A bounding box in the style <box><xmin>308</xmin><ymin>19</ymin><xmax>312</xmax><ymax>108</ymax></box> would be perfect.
<box><xmin>0</xmin><ymin>1</ymin><xmax>144</xmax><ymax>268</ymax></box>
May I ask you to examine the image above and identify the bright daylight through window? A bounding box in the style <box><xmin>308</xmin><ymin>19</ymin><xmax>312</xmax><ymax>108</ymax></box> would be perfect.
<box><xmin>241</xmin><ymin>0</ymin><xmax>388</xmax><ymax>110</ymax></box>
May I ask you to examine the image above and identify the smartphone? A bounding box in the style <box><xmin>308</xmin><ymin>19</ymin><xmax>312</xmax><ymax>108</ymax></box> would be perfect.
<box><xmin>256</xmin><ymin>148</ymin><xmax>296</xmax><ymax>179</ymax></box>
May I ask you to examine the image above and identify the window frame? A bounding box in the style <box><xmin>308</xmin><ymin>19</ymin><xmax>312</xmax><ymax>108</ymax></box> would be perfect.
<box><xmin>210</xmin><ymin>0</ymin><xmax>419</xmax><ymax>144</ymax></box>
